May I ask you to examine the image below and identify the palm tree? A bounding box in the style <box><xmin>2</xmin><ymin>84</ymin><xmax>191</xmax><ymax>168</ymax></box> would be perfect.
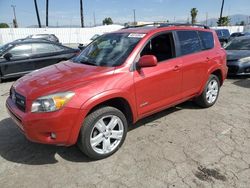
<box><xmin>34</xmin><ymin>0</ymin><xmax>41</xmax><ymax>28</ymax></box>
<box><xmin>80</xmin><ymin>0</ymin><xmax>84</xmax><ymax>27</ymax></box>
<box><xmin>46</xmin><ymin>0</ymin><xmax>49</xmax><ymax>27</ymax></box>
<box><xmin>190</xmin><ymin>8</ymin><xmax>198</xmax><ymax>24</ymax></box>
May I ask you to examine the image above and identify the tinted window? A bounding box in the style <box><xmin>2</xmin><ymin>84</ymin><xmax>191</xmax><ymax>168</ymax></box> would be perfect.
<box><xmin>32</xmin><ymin>43</ymin><xmax>63</xmax><ymax>54</ymax></box>
<box><xmin>199</xmin><ymin>31</ymin><xmax>214</xmax><ymax>50</ymax></box>
<box><xmin>177</xmin><ymin>31</ymin><xmax>202</xmax><ymax>55</ymax></box>
<box><xmin>222</xmin><ymin>30</ymin><xmax>230</xmax><ymax>38</ymax></box>
<box><xmin>225</xmin><ymin>37</ymin><xmax>250</xmax><ymax>50</ymax></box>
<box><xmin>9</xmin><ymin>44</ymin><xmax>32</xmax><ymax>57</ymax></box>
<box><xmin>140</xmin><ymin>33</ymin><xmax>175</xmax><ymax>62</ymax></box>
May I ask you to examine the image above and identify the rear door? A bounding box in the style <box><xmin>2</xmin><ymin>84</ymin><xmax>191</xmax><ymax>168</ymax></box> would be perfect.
<box><xmin>175</xmin><ymin>30</ymin><xmax>208</xmax><ymax>98</ymax></box>
<box><xmin>0</xmin><ymin>44</ymin><xmax>34</xmax><ymax>77</ymax></box>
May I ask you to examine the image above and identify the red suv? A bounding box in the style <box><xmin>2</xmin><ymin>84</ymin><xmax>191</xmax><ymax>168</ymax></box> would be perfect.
<box><xmin>6</xmin><ymin>24</ymin><xmax>228</xmax><ymax>159</ymax></box>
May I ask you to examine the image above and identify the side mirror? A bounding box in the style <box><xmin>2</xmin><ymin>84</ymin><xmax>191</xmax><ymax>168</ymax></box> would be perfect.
<box><xmin>137</xmin><ymin>55</ymin><xmax>157</xmax><ymax>68</ymax></box>
<box><xmin>3</xmin><ymin>53</ymin><xmax>12</xmax><ymax>61</ymax></box>
<box><xmin>78</xmin><ymin>44</ymin><xmax>86</xmax><ymax>50</ymax></box>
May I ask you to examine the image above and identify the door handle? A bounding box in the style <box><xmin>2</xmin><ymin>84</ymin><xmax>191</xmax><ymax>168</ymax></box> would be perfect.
<box><xmin>173</xmin><ymin>65</ymin><xmax>180</xmax><ymax>71</ymax></box>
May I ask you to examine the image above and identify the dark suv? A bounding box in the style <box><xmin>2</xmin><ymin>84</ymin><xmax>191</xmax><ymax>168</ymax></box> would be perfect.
<box><xmin>6</xmin><ymin>24</ymin><xmax>228</xmax><ymax>159</ymax></box>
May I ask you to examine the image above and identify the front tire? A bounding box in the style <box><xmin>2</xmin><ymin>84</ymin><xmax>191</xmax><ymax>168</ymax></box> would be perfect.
<box><xmin>77</xmin><ymin>106</ymin><xmax>128</xmax><ymax>160</ymax></box>
<box><xmin>195</xmin><ymin>75</ymin><xmax>220</xmax><ymax>108</ymax></box>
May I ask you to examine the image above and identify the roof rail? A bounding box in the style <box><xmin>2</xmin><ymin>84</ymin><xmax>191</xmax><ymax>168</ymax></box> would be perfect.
<box><xmin>159</xmin><ymin>23</ymin><xmax>210</xmax><ymax>29</ymax></box>
<box><xmin>123</xmin><ymin>22</ymin><xmax>162</xmax><ymax>29</ymax></box>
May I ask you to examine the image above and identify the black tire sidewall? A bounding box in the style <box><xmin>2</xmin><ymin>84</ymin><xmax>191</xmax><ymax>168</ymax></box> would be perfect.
<box><xmin>78</xmin><ymin>106</ymin><xmax>128</xmax><ymax>160</ymax></box>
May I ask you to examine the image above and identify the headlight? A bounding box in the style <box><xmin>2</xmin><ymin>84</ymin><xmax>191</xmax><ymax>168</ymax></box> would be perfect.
<box><xmin>31</xmin><ymin>92</ymin><xmax>75</xmax><ymax>113</ymax></box>
<box><xmin>239</xmin><ymin>57</ymin><xmax>250</xmax><ymax>63</ymax></box>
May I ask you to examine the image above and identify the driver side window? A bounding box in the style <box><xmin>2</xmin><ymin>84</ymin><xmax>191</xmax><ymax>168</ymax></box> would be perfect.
<box><xmin>140</xmin><ymin>33</ymin><xmax>175</xmax><ymax>62</ymax></box>
<box><xmin>8</xmin><ymin>44</ymin><xmax>32</xmax><ymax>58</ymax></box>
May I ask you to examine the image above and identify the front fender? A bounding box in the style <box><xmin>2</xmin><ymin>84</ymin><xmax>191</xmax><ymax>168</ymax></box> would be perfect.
<box><xmin>80</xmin><ymin>89</ymin><xmax>137</xmax><ymax>120</ymax></box>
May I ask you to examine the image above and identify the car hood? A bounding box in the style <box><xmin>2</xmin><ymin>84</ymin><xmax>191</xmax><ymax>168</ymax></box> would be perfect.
<box><xmin>226</xmin><ymin>50</ymin><xmax>250</xmax><ymax>61</ymax></box>
<box><xmin>13</xmin><ymin>60</ymin><xmax>115</xmax><ymax>100</ymax></box>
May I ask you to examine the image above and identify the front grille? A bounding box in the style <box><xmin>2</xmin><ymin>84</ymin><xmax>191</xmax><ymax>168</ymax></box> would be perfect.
<box><xmin>227</xmin><ymin>65</ymin><xmax>239</xmax><ymax>74</ymax></box>
<box><xmin>10</xmin><ymin>89</ymin><xmax>26</xmax><ymax>112</ymax></box>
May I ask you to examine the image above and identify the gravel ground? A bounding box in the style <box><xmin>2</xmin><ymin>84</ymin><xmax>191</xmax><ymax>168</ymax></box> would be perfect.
<box><xmin>0</xmin><ymin>77</ymin><xmax>249</xmax><ymax>188</ymax></box>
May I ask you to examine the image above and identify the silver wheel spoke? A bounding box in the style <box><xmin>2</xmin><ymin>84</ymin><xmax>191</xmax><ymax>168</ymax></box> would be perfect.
<box><xmin>96</xmin><ymin>119</ymin><xmax>106</xmax><ymax>133</ymax></box>
<box><xmin>110</xmin><ymin>130</ymin><xmax>123</xmax><ymax>140</ymax></box>
<box><xmin>91</xmin><ymin>134</ymin><xmax>104</xmax><ymax>147</ymax></box>
<box><xmin>107</xmin><ymin>116</ymin><xmax>119</xmax><ymax>130</ymax></box>
<box><xmin>103</xmin><ymin>138</ymin><xmax>111</xmax><ymax>153</ymax></box>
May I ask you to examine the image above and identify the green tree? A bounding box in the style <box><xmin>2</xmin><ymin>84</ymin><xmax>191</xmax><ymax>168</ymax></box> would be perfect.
<box><xmin>0</xmin><ymin>23</ymin><xmax>10</xmax><ymax>28</ymax></box>
<box><xmin>190</xmin><ymin>8</ymin><xmax>198</xmax><ymax>24</ymax></box>
<box><xmin>103</xmin><ymin>17</ymin><xmax>113</xmax><ymax>25</ymax></box>
<box><xmin>240</xmin><ymin>21</ymin><xmax>245</xmax><ymax>26</ymax></box>
<box><xmin>217</xmin><ymin>16</ymin><xmax>230</xmax><ymax>26</ymax></box>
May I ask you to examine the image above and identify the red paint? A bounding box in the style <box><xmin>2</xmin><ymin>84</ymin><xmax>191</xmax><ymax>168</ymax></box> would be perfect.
<box><xmin>6</xmin><ymin>26</ymin><xmax>227</xmax><ymax>146</ymax></box>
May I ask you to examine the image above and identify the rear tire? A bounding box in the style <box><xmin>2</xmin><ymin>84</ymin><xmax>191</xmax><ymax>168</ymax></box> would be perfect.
<box><xmin>77</xmin><ymin>106</ymin><xmax>128</xmax><ymax>160</ymax></box>
<box><xmin>195</xmin><ymin>75</ymin><xmax>220</xmax><ymax>108</ymax></box>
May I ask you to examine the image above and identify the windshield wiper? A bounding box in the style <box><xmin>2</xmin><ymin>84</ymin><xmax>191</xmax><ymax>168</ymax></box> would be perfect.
<box><xmin>79</xmin><ymin>60</ymin><xmax>97</xmax><ymax>66</ymax></box>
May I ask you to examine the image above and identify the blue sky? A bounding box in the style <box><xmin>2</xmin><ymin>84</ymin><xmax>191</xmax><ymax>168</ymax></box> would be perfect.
<box><xmin>0</xmin><ymin>0</ymin><xmax>250</xmax><ymax>27</ymax></box>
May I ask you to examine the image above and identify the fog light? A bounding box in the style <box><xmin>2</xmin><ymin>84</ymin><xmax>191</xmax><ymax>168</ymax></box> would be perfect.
<box><xmin>245</xmin><ymin>68</ymin><xmax>250</xmax><ymax>73</ymax></box>
<box><xmin>50</xmin><ymin>132</ymin><xmax>56</xmax><ymax>139</ymax></box>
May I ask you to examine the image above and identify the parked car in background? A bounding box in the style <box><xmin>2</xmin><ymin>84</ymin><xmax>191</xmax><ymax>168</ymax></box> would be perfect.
<box><xmin>26</xmin><ymin>34</ymin><xmax>60</xmax><ymax>43</ymax></box>
<box><xmin>6</xmin><ymin>24</ymin><xmax>227</xmax><ymax>159</ymax></box>
<box><xmin>215</xmin><ymin>29</ymin><xmax>230</xmax><ymax>46</ymax></box>
<box><xmin>225</xmin><ymin>35</ymin><xmax>250</xmax><ymax>76</ymax></box>
<box><xmin>229</xmin><ymin>32</ymin><xmax>250</xmax><ymax>41</ymax></box>
<box><xmin>0</xmin><ymin>39</ymin><xmax>80</xmax><ymax>82</ymax></box>
<box><xmin>78</xmin><ymin>34</ymin><xmax>101</xmax><ymax>50</ymax></box>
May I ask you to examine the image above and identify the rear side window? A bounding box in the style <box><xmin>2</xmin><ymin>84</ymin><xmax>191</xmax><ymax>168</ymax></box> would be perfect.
<box><xmin>176</xmin><ymin>31</ymin><xmax>202</xmax><ymax>56</ymax></box>
<box><xmin>198</xmin><ymin>31</ymin><xmax>214</xmax><ymax>50</ymax></box>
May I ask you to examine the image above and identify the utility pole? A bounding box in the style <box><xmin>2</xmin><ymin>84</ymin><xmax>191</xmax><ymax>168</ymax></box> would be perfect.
<box><xmin>34</xmin><ymin>0</ymin><xmax>41</xmax><ymax>28</ymax></box>
<box><xmin>80</xmin><ymin>0</ymin><xmax>84</xmax><ymax>27</ymax></box>
<box><xmin>46</xmin><ymin>0</ymin><xmax>49</xmax><ymax>27</ymax></box>
<box><xmin>219</xmin><ymin>0</ymin><xmax>225</xmax><ymax>20</ymax></box>
<box><xmin>133</xmin><ymin>9</ymin><xmax>136</xmax><ymax>25</ymax></box>
<box><xmin>206</xmin><ymin>12</ymin><xmax>208</xmax><ymax>26</ymax></box>
<box><xmin>11</xmin><ymin>5</ymin><xmax>18</xmax><ymax>28</ymax></box>
<box><xmin>93</xmin><ymin>12</ymin><xmax>96</xmax><ymax>27</ymax></box>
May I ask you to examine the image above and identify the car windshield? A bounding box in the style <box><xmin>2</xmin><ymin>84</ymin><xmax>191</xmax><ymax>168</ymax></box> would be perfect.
<box><xmin>225</xmin><ymin>37</ymin><xmax>250</xmax><ymax>50</ymax></box>
<box><xmin>73</xmin><ymin>33</ymin><xmax>142</xmax><ymax>67</ymax></box>
<box><xmin>0</xmin><ymin>43</ymin><xmax>13</xmax><ymax>55</ymax></box>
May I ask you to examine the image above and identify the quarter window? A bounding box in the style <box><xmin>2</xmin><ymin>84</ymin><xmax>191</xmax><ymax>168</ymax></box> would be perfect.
<box><xmin>177</xmin><ymin>31</ymin><xmax>202</xmax><ymax>55</ymax></box>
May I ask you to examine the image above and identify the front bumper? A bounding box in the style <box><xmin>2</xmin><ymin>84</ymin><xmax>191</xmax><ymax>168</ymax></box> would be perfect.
<box><xmin>227</xmin><ymin>61</ymin><xmax>250</xmax><ymax>76</ymax></box>
<box><xmin>6</xmin><ymin>97</ymin><xmax>86</xmax><ymax>146</ymax></box>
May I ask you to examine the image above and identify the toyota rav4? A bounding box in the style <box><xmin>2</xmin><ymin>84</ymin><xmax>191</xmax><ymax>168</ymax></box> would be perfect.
<box><xmin>6</xmin><ymin>24</ymin><xmax>228</xmax><ymax>159</ymax></box>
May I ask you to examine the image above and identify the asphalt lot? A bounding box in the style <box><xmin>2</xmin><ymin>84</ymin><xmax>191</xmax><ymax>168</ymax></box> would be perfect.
<box><xmin>0</xmin><ymin>77</ymin><xmax>249</xmax><ymax>188</ymax></box>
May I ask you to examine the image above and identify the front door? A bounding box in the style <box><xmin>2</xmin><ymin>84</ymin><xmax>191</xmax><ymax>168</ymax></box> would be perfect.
<box><xmin>133</xmin><ymin>32</ymin><xmax>182</xmax><ymax>116</ymax></box>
